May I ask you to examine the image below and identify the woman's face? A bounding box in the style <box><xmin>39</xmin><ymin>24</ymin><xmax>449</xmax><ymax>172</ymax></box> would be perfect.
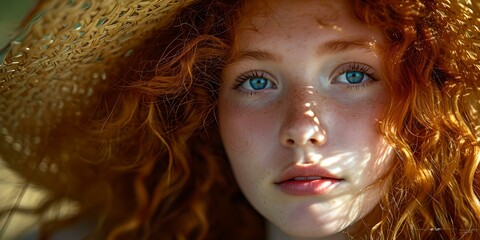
<box><xmin>218</xmin><ymin>0</ymin><xmax>394</xmax><ymax>238</ymax></box>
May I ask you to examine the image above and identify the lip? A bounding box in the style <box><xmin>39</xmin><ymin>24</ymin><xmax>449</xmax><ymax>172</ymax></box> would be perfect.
<box><xmin>274</xmin><ymin>165</ymin><xmax>344</xmax><ymax>196</ymax></box>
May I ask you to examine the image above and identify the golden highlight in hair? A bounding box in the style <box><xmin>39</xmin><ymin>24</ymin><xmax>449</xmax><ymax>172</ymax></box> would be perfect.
<box><xmin>1</xmin><ymin>0</ymin><xmax>479</xmax><ymax>239</ymax></box>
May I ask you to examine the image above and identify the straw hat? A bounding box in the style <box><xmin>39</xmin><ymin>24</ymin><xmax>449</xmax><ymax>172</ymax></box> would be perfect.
<box><xmin>0</xmin><ymin>0</ymin><xmax>197</xmax><ymax>170</ymax></box>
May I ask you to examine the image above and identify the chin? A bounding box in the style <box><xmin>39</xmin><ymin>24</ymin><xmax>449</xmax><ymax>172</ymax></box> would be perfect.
<box><xmin>271</xmin><ymin>218</ymin><xmax>353</xmax><ymax>239</ymax></box>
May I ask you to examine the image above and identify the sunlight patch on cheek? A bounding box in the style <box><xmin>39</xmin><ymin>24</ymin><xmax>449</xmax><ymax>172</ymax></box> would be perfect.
<box><xmin>319</xmin><ymin>152</ymin><xmax>356</xmax><ymax>175</ymax></box>
<box><xmin>372</xmin><ymin>140</ymin><xmax>394</xmax><ymax>175</ymax></box>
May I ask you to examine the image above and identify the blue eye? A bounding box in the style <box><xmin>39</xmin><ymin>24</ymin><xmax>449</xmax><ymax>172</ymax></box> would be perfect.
<box><xmin>248</xmin><ymin>77</ymin><xmax>269</xmax><ymax>90</ymax></box>
<box><xmin>345</xmin><ymin>71</ymin><xmax>365</xmax><ymax>84</ymax></box>
<box><xmin>236</xmin><ymin>71</ymin><xmax>276</xmax><ymax>91</ymax></box>
<box><xmin>335</xmin><ymin>70</ymin><xmax>370</xmax><ymax>84</ymax></box>
<box><xmin>333</xmin><ymin>63</ymin><xmax>377</xmax><ymax>86</ymax></box>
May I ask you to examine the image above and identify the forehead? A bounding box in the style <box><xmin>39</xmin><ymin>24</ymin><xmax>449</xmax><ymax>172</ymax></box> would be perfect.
<box><xmin>242</xmin><ymin>0</ymin><xmax>343</xmax><ymax>25</ymax></box>
<box><xmin>235</xmin><ymin>0</ymin><xmax>383</xmax><ymax>48</ymax></box>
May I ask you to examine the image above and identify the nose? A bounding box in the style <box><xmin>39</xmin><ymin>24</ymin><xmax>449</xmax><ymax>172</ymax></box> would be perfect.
<box><xmin>280</xmin><ymin>89</ymin><xmax>327</xmax><ymax>148</ymax></box>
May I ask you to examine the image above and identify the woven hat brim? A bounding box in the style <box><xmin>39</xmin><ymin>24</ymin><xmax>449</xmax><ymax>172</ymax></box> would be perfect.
<box><xmin>0</xmin><ymin>0</ymin><xmax>196</xmax><ymax>167</ymax></box>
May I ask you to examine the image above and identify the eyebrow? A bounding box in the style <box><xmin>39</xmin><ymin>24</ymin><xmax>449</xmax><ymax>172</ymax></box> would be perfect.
<box><xmin>234</xmin><ymin>50</ymin><xmax>280</xmax><ymax>62</ymax></box>
<box><xmin>316</xmin><ymin>39</ymin><xmax>378</xmax><ymax>55</ymax></box>
<box><xmin>232</xmin><ymin>39</ymin><xmax>379</xmax><ymax>63</ymax></box>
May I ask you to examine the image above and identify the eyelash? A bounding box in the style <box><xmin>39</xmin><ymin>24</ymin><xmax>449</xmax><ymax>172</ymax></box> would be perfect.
<box><xmin>233</xmin><ymin>70</ymin><xmax>276</xmax><ymax>95</ymax></box>
<box><xmin>335</xmin><ymin>62</ymin><xmax>379</xmax><ymax>90</ymax></box>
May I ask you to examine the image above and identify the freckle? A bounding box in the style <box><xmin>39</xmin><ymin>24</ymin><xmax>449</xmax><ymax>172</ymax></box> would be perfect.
<box><xmin>332</xmin><ymin>25</ymin><xmax>343</xmax><ymax>31</ymax></box>
<box><xmin>315</xmin><ymin>18</ymin><xmax>328</xmax><ymax>28</ymax></box>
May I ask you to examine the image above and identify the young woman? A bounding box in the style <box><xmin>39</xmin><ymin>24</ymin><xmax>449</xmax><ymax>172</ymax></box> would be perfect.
<box><xmin>1</xmin><ymin>0</ymin><xmax>479</xmax><ymax>239</ymax></box>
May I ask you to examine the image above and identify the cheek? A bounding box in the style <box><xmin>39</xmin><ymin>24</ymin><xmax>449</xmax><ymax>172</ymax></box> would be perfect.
<box><xmin>326</xmin><ymin>96</ymin><xmax>384</xmax><ymax>141</ymax></box>
<box><xmin>218</xmin><ymin>100</ymin><xmax>275</xmax><ymax>157</ymax></box>
<box><xmin>328</xmin><ymin>95</ymin><xmax>393</xmax><ymax>176</ymax></box>
<box><xmin>218</xmin><ymin>100</ymin><xmax>279</xmax><ymax>194</ymax></box>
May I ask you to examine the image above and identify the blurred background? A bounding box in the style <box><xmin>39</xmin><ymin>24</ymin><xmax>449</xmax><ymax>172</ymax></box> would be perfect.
<box><xmin>0</xmin><ymin>0</ymin><xmax>35</xmax><ymax>47</ymax></box>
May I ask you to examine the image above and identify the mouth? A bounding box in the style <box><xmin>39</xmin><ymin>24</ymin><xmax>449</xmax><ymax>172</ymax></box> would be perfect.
<box><xmin>274</xmin><ymin>167</ymin><xmax>344</xmax><ymax>196</ymax></box>
<box><xmin>289</xmin><ymin>176</ymin><xmax>336</xmax><ymax>181</ymax></box>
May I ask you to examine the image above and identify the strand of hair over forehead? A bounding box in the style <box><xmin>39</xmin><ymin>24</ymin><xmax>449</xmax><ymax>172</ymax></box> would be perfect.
<box><xmin>349</xmin><ymin>0</ymin><xmax>480</xmax><ymax>239</ymax></box>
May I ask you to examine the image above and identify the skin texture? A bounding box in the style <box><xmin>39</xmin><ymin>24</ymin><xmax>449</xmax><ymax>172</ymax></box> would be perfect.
<box><xmin>218</xmin><ymin>0</ymin><xmax>394</xmax><ymax>239</ymax></box>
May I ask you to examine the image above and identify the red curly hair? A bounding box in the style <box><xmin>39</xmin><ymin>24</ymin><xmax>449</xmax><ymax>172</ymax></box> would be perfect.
<box><xmin>351</xmin><ymin>1</ymin><xmax>480</xmax><ymax>239</ymax></box>
<box><xmin>3</xmin><ymin>0</ymin><xmax>480</xmax><ymax>239</ymax></box>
